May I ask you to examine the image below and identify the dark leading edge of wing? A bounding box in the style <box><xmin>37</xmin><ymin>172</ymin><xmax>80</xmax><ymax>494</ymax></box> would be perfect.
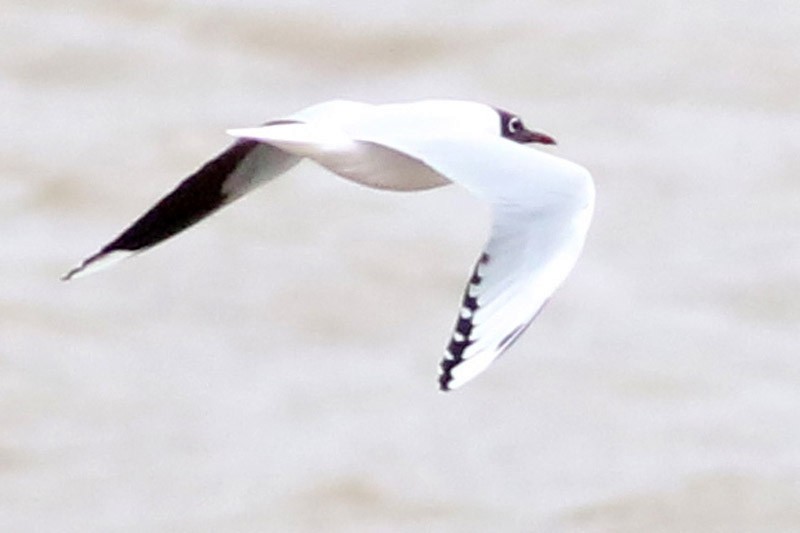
<box><xmin>439</xmin><ymin>252</ymin><xmax>488</xmax><ymax>391</ymax></box>
<box><xmin>62</xmin><ymin>140</ymin><xmax>260</xmax><ymax>280</ymax></box>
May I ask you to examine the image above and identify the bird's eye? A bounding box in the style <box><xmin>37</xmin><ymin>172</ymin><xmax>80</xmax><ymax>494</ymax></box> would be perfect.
<box><xmin>508</xmin><ymin>117</ymin><xmax>523</xmax><ymax>133</ymax></box>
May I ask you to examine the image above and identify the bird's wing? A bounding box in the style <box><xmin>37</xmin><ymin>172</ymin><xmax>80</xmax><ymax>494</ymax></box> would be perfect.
<box><xmin>438</xmin><ymin>197</ymin><xmax>593</xmax><ymax>391</ymax></box>
<box><xmin>63</xmin><ymin>140</ymin><xmax>300</xmax><ymax>280</ymax></box>
<box><xmin>63</xmin><ymin>101</ymin><xmax>373</xmax><ymax>280</ymax></box>
<box><xmin>339</xmin><ymin>132</ymin><xmax>595</xmax><ymax>390</ymax></box>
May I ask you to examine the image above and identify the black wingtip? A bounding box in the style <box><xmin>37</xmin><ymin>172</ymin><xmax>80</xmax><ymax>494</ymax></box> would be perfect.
<box><xmin>438</xmin><ymin>364</ymin><xmax>453</xmax><ymax>392</ymax></box>
<box><xmin>100</xmin><ymin>140</ymin><xmax>260</xmax><ymax>255</ymax></box>
<box><xmin>437</xmin><ymin>252</ymin><xmax>491</xmax><ymax>392</ymax></box>
<box><xmin>61</xmin><ymin>139</ymin><xmax>263</xmax><ymax>283</ymax></box>
<box><xmin>61</xmin><ymin>267</ymin><xmax>80</xmax><ymax>282</ymax></box>
<box><xmin>60</xmin><ymin>246</ymin><xmax>136</xmax><ymax>281</ymax></box>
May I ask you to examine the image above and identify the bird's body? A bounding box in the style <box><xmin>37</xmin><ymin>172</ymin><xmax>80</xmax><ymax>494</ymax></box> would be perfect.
<box><xmin>64</xmin><ymin>99</ymin><xmax>594</xmax><ymax>391</ymax></box>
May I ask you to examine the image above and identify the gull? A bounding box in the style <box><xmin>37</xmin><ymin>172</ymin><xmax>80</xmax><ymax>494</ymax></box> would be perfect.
<box><xmin>63</xmin><ymin>100</ymin><xmax>595</xmax><ymax>391</ymax></box>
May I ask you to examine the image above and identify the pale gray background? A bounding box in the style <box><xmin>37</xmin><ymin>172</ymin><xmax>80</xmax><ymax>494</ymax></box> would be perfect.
<box><xmin>2</xmin><ymin>1</ymin><xmax>799</xmax><ymax>531</ymax></box>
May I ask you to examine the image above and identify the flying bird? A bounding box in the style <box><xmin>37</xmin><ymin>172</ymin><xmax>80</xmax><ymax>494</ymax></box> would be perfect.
<box><xmin>63</xmin><ymin>100</ymin><xmax>595</xmax><ymax>391</ymax></box>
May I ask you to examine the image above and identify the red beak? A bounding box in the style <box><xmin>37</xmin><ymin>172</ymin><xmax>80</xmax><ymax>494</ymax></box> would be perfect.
<box><xmin>520</xmin><ymin>129</ymin><xmax>557</xmax><ymax>145</ymax></box>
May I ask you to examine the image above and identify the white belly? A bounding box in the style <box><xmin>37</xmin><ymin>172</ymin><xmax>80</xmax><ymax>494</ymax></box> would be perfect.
<box><xmin>311</xmin><ymin>141</ymin><xmax>451</xmax><ymax>191</ymax></box>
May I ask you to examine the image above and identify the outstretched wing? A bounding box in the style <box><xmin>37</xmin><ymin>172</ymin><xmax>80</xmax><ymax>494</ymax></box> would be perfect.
<box><xmin>63</xmin><ymin>140</ymin><xmax>300</xmax><ymax>280</ymax></box>
<box><xmin>334</xmin><ymin>130</ymin><xmax>594</xmax><ymax>391</ymax></box>
<box><xmin>439</xmin><ymin>199</ymin><xmax>592</xmax><ymax>390</ymax></box>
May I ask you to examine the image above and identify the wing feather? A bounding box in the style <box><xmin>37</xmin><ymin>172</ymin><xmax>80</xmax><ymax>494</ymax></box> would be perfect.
<box><xmin>335</xmin><ymin>129</ymin><xmax>595</xmax><ymax>391</ymax></box>
<box><xmin>63</xmin><ymin>140</ymin><xmax>299</xmax><ymax>280</ymax></box>
<box><xmin>440</xmin><ymin>199</ymin><xmax>593</xmax><ymax>390</ymax></box>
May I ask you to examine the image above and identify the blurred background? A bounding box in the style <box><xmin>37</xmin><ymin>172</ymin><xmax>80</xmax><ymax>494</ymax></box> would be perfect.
<box><xmin>2</xmin><ymin>0</ymin><xmax>799</xmax><ymax>531</ymax></box>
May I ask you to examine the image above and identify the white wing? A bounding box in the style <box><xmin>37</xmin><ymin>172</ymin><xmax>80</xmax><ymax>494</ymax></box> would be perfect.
<box><xmin>334</xmin><ymin>131</ymin><xmax>595</xmax><ymax>390</ymax></box>
<box><xmin>439</xmin><ymin>197</ymin><xmax>593</xmax><ymax>390</ymax></box>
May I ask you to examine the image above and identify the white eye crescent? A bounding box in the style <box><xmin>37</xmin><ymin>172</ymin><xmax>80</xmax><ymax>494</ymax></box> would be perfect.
<box><xmin>508</xmin><ymin>117</ymin><xmax>523</xmax><ymax>133</ymax></box>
